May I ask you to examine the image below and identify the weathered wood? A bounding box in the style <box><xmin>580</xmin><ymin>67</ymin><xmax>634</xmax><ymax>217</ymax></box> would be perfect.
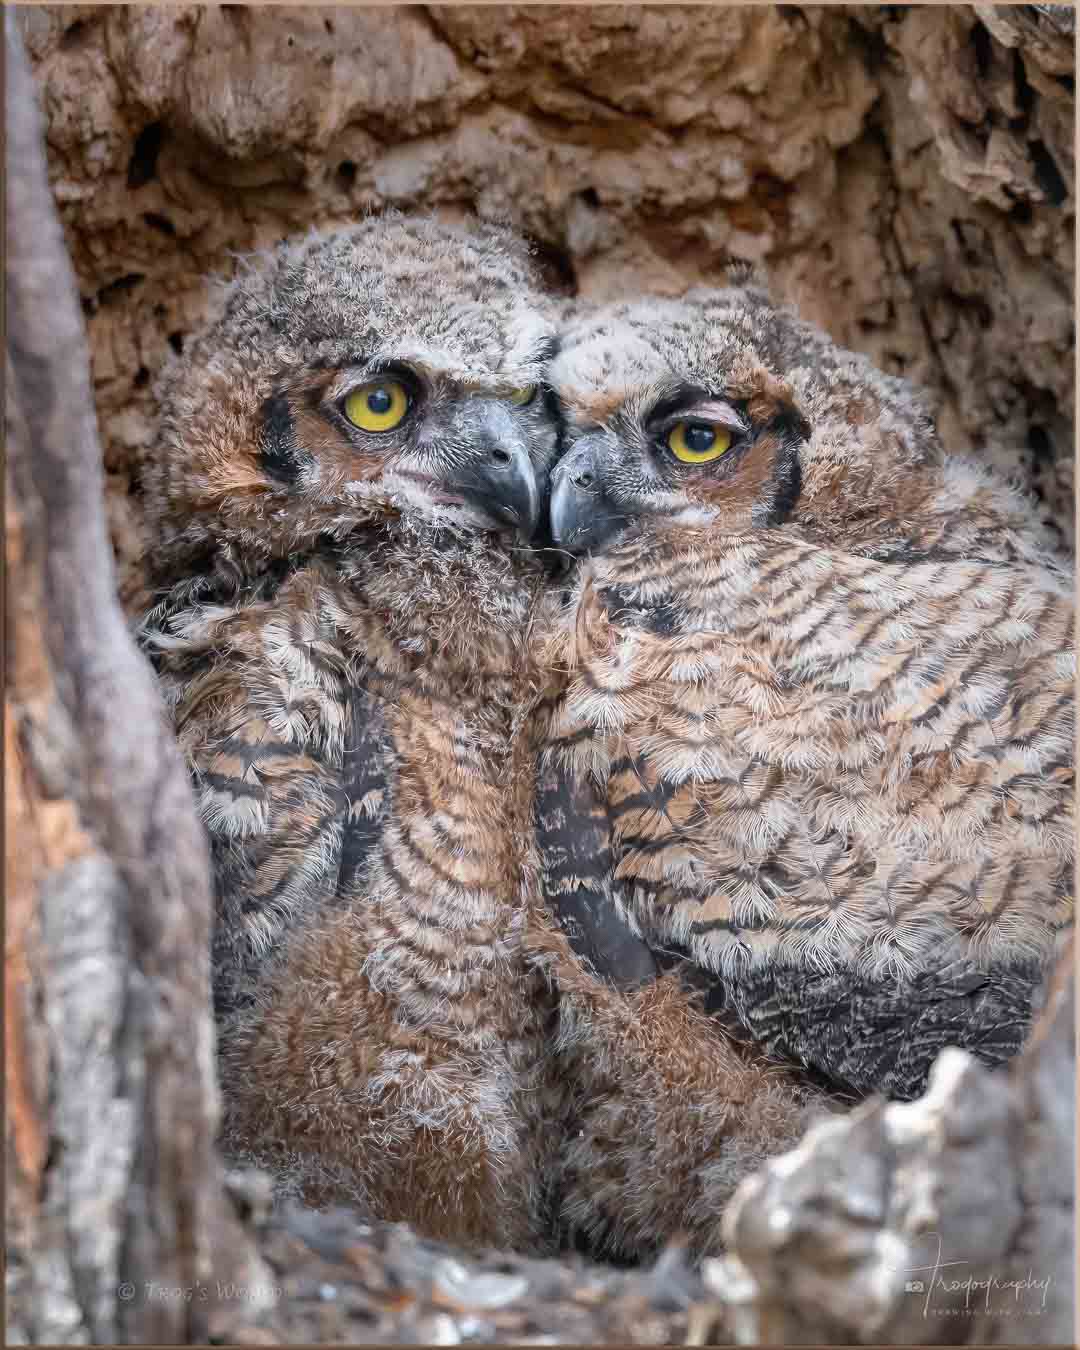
<box><xmin>715</xmin><ymin>944</ymin><xmax>1076</xmax><ymax>1346</ymax></box>
<box><xmin>4</xmin><ymin>15</ymin><xmax>258</xmax><ymax>1343</ymax></box>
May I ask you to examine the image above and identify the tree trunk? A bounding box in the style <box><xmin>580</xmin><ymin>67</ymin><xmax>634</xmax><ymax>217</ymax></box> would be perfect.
<box><xmin>4</xmin><ymin>15</ymin><xmax>258</xmax><ymax>1343</ymax></box>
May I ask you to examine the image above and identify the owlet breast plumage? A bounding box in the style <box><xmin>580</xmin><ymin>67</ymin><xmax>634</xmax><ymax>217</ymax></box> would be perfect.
<box><xmin>138</xmin><ymin>215</ymin><xmax>564</xmax><ymax>1250</ymax></box>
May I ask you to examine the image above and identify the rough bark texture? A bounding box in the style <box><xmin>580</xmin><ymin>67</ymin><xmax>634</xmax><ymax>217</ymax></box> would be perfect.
<box><xmin>4</xmin><ymin>14</ymin><xmax>263</xmax><ymax>1343</ymax></box>
<box><xmin>14</xmin><ymin>2</ymin><xmax>1076</xmax><ymax>608</ymax></box>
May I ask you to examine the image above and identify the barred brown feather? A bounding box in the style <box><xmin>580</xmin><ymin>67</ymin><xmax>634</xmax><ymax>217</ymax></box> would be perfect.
<box><xmin>531</xmin><ymin>284</ymin><xmax>1074</xmax><ymax>1257</ymax></box>
<box><xmin>138</xmin><ymin>216</ymin><xmax>566</xmax><ymax>1251</ymax></box>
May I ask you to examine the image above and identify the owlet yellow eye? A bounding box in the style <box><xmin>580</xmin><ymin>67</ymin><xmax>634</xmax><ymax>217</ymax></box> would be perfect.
<box><xmin>508</xmin><ymin>385</ymin><xmax>537</xmax><ymax>407</ymax></box>
<box><xmin>668</xmin><ymin>421</ymin><xmax>732</xmax><ymax>464</ymax></box>
<box><xmin>343</xmin><ymin>379</ymin><xmax>409</xmax><ymax>433</ymax></box>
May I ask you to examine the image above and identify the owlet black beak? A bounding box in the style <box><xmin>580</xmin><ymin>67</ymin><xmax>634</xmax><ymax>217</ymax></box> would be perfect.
<box><xmin>452</xmin><ymin>438</ymin><xmax>540</xmax><ymax>539</ymax></box>
<box><xmin>549</xmin><ymin>437</ymin><xmax>626</xmax><ymax>556</ymax></box>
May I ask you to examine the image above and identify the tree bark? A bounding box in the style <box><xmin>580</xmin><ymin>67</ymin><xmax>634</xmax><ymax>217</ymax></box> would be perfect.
<box><xmin>4</xmin><ymin>15</ymin><xmax>258</xmax><ymax>1343</ymax></box>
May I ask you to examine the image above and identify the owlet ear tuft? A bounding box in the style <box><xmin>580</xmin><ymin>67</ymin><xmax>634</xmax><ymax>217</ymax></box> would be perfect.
<box><xmin>724</xmin><ymin>358</ymin><xmax>803</xmax><ymax>430</ymax></box>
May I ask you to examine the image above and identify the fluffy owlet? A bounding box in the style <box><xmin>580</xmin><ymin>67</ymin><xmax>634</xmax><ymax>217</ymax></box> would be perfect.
<box><xmin>530</xmin><ymin>283</ymin><xmax>1074</xmax><ymax>1259</ymax></box>
<box><xmin>137</xmin><ymin>215</ymin><xmax>564</xmax><ymax>1252</ymax></box>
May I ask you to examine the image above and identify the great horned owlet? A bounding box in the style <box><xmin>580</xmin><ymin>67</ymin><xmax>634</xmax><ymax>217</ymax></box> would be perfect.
<box><xmin>138</xmin><ymin>215</ymin><xmax>565</xmax><ymax>1252</ymax></box>
<box><xmin>531</xmin><ymin>283</ymin><xmax>1074</xmax><ymax>1260</ymax></box>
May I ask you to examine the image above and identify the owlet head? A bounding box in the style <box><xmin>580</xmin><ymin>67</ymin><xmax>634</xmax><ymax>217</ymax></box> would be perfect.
<box><xmin>145</xmin><ymin>214</ymin><xmax>562</xmax><ymax>573</ymax></box>
<box><xmin>548</xmin><ymin>284</ymin><xmax>939</xmax><ymax>556</ymax></box>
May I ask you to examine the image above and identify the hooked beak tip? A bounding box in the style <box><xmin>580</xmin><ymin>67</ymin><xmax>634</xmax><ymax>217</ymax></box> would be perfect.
<box><xmin>453</xmin><ymin>441</ymin><xmax>540</xmax><ymax>539</ymax></box>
